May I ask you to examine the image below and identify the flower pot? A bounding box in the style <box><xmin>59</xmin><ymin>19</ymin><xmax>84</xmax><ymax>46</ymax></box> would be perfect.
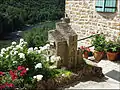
<box><xmin>107</xmin><ymin>52</ymin><xmax>118</xmax><ymax>61</ymax></box>
<box><xmin>94</xmin><ymin>51</ymin><xmax>104</xmax><ymax>61</ymax></box>
<box><xmin>83</xmin><ymin>51</ymin><xmax>88</xmax><ymax>59</ymax></box>
<box><xmin>117</xmin><ymin>52</ymin><xmax>120</xmax><ymax>60</ymax></box>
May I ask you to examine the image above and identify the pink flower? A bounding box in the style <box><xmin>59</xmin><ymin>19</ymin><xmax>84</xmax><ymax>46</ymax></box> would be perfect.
<box><xmin>9</xmin><ymin>70</ymin><xmax>18</xmax><ymax>81</ymax></box>
<box><xmin>20</xmin><ymin>69</ymin><xmax>27</xmax><ymax>76</ymax></box>
<box><xmin>0</xmin><ymin>72</ymin><xmax>4</xmax><ymax>76</ymax></box>
<box><xmin>5</xmin><ymin>83</ymin><xmax>14</xmax><ymax>88</ymax></box>
<box><xmin>0</xmin><ymin>84</ymin><xmax>5</xmax><ymax>90</ymax></box>
<box><xmin>17</xmin><ymin>66</ymin><xmax>25</xmax><ymax>71</ymax></box>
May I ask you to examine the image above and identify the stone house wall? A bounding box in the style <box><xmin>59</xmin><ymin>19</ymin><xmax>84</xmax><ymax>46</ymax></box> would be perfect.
<box><xmin>65</xmin><ymin>0</ymin><xmax>120</xmax><ymax>47</ymax></box>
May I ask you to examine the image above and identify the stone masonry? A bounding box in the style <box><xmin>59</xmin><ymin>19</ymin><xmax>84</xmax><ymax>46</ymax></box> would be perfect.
<box><xmin>48</xmin><ymin>18</ymin><xmax>83</xmax><ymax>68</ymax></box>
<box><xmin>65</xmin><ymin>0</ymin><xmax>120</xmax><ymax>47</ymax></box>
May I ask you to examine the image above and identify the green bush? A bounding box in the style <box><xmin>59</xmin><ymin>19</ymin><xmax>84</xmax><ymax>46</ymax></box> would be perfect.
<box><xmin>23</xmin><ymin>21</ymin><xmax>56</xmax><ymax>47</ymax></box>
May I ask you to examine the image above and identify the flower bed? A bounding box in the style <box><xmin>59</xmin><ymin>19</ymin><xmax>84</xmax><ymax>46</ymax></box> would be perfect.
<box><xmin>0</xmin><ymin>39</ymin><xmax>104</xmax><ymax>90</ymax></box>
<box><xmin>37</xmin><ymin>65</ymin><xmax>104</xmax><ymax>90</ymax></box>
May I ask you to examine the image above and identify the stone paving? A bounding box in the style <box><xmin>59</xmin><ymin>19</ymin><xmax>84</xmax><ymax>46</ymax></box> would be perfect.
<box><xmin>66</xmin><ymin>59</ymin><xmax>120</xmax><ymax>89</ymax></box>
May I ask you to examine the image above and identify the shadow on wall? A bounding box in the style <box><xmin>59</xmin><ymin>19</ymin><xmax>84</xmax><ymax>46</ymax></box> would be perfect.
<box><xmin>98</xmin><ymin>12</ymin><xmax>117</xmax><ymax>20</ymax></box>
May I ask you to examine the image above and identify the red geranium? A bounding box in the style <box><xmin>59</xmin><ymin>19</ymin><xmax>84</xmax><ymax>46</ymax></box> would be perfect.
<box><xmin>9</xmin><ymin>70</ymin><xmax>18</xmax><ymax>81</ymax></box>
<box><xmin>17</xmin><ymin>66</ymin><xmax>25</xmax><ymax>71</ymax></box>
<box><xmin>79</xmin><ymin>46</ymin><xmax>91</xmax><ymax>54</ymax></box>
<box><xmin>0</xmin><ymin>72</ymin><xmax>4</xmax><ymax>76</ymax></box>
<box><xmin>20</xmin><ymin>69</ymin><xmax>27</xmax><ymax>76</ymax></box>
<box><xmin>5</xmin><ymin>83</ymin><xmax>14</xmax><ymax>88</ymax></box>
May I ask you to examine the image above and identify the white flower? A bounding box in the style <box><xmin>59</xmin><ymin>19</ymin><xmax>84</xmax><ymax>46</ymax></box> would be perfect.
<box><xmin>6</xmin><ymin>47</ymin><xmax>10</xmax><ymax>51</ymax></box>
<box><xmin>56</xmin><ymin>56</ymin><xmax>61</xmax><ymax>61</ymax></box>
<box><xmin>13</xmin><ymin>48</ymin><xmax>18</xmax><ymax>51</ymax></box>
<box><xmin>50</xmin><ymin>55</ymin><xmax>56</xmax><ymax>63</ymax></box>
<box><xmin>1</xmin><ymin>51</ymin><xmax>5</xmax><ymax>55</ymax></box>
<box><xmin>33</xmin><ymin>76</ymin><xmax>37</xmax><ymax>79</ymax></box>
<box><xmin>24</xmin><ymin>42</ymin><xmax>27</xmax><ymax>45</ymax></box>
<box><xmin>39</xmin><ymin>46</ymin><xmax>43</xmax><ymax>49</ymax></box>
<box><xmin>35</xmin><ymin>63</ymin><xmax>42</xmax><ymax>69</ymax></box>
<box><xmin>1</xmin><ymin>48</ymin><xmax>6</xmax><ymax>52</ymax></box>
<box><xmin>34</xmin><ymin>75</ymin><xmax>43</xmax><ymax>81</ymax></box>
<box><xmin>18</xmin><ymin>53</ymin><xmax>25</xmax><ymax>59</ymax></box>
<box><xmin>34</xmin><ymin>47</ymin><xmax>38</xmax><ymax>50</ymax></box>
<box><xmin>14</xmin><ymin>51</ymin><xmax>18</xmax><ymax>55</ymax></box>
<box><xmin>37</xmin><ymin>50</ymin><xmax>42</xmax><ymax>54</ymax></box>
<box><xmin>27</xmin><ymin>47</ymin><xmax>34</xmax><ymax>53</ymax></box>
<box><xmin>45</xmin><ymin>44</ymin><xmax>50</xmax><ymax>49</ymax></box>
<box><xmin>0</xmin><ymin>54</ymin><xmax>3</xmax><ymax>57</ymax></box>
<box><xmin>20</xmin><ymin>38</ymin><xmax>24</xmax><ymax>43</ymax></box>
<box><xmin>12</xmin><ymin>41</ymin><xmax>17</xmax><ymax>45</ymax></box>
<box><xmin>6</xmin><ymin>55</ymin><xmax>9</xmax><ymax>58</ymax></box>
<box><xmin>10</xmin><ymin>50</ymin><xmax>14</xmax><ymax>55</ymax></box>
<box><xmin>13</xmin><ymin>61</ymin><xmax>17</xmax><ymax>64</ymax></box>
<box><xmin>26</xmin><ymin>68</ymin><xmax>29</xmax><ymax>71</ymax></box>
<box><xmin>46</xmin><ymin>56</ymin><xmax>49</xmax><ymax>61</ymax></box>
<box><xmin>62</xmin><ymin>74</ymin><xmax>65</xmax><ymax>77</ymax></box>
<box><xmin>49</xmin><ymin>65</ymin><xmax>57</xmax><ymax>69</ymax></box>
<box><xmin>16</xmin><ymin>45</ymin><xmax>23</xmax><ymax>50</ymax></box>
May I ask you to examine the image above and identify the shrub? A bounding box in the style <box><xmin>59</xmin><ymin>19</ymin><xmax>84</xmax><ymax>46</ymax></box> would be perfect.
<box><xmin>0</xmin><ymin>39</ymin><xmax>63</xmax><ymax>89</ymax></box>
<box><xmin>23</xmin><ymin>21</ymin><xmax>56</xmax><ymax>47</ymax></box>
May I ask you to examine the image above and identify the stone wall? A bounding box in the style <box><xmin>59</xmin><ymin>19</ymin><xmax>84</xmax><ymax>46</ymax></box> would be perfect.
<box><xmin>65</xmin><ymin>0</ymin><xmax>120</xmax><ymax>47</ymax></box>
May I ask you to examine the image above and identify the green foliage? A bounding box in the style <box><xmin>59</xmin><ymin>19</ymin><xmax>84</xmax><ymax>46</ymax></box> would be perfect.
<box><xmin>23</xmin><ymin>21</ymin><xmax>56</xmax><ymax>47</ymax></box>
<box><xmin>105</xmin><ymin>41</ymin><xmax>120</xmax><ymax>52</ymax></box>
<box><xmin>0</xmin><ymin>0</ymin><xmax>65</xmax><ymax>34</ymax></box>
<box><xmin>91</xmin><ymin>34</ymin><xmax>106</xmax><ymax>52</ymax></box>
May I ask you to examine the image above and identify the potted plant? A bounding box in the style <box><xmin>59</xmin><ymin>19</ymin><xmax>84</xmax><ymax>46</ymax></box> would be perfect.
<box><xmin>79</xmin><ymin>46</ymin><xmax>90</xmax><ymax>59</ymax></box>
<box><xmin>91</xmin><ymin>34</ymin><xmax>106</xmax><ymax>61</ymax></box>
<box><xmin>117</xmin><ymin>36</ymin><xmax>120</xmax><ymax>60</ymax></box>
<box><xmin>105</xmin><ymin>41</ymin><xmax>119</xmax><ymax>61</ymax></box>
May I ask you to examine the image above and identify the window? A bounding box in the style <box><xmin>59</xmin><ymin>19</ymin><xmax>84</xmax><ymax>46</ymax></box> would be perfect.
<box><xmin>95</xmin><ymin>0</ymin><xmax>117</xmax><ymax>12</ymax></box>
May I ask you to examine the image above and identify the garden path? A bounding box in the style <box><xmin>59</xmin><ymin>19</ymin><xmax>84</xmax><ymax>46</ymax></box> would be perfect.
<box><xmin>66</xmin><ymin>59</ymin><xmax>120</xmax><ymax>89</ymax></box>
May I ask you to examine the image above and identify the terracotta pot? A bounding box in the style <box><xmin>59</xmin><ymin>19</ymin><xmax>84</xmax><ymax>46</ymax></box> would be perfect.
<box><xmin>94</xmin><ymin>51</ymin><xmax>104</xmax><ymax>61</ymax></box>
<box><xmin>83</xmin><ymin>51</ymin><xmax>88</xmax><ymax>59</ymax></box>
<box><xmin>117</xmin><ymin>52</ymin><xmax>120</xmax><ymax>60</ymax></box>
<box><xmin>107</xmin><ymin>52</ymin><xmax>118</xmax><ymax>61</ymax></box>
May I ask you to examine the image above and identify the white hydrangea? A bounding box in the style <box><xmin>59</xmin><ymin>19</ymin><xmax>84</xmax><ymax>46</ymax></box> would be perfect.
<box><xmin>27</xmin><ymin>47</ymin><xmax>34</xmax><ymax>54</ymax></box>
<box><xmin>35</xmin><ymin>63</ymin><xmax>42</xmax><ymax>69</ymax></box>
<box><xmin>12</xmin><ymin>41</ymin><xmax>17</xmax><ymax>45</ymax></box>
<box><xmin>18</xmin><ymin>53</ymin><xmax>25</xmax><ymax>59</ymax></box>
<box><xmin>33</xmin><ymin>75</ymin><xmax>43</xmax><ymax>81</ymax></box>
